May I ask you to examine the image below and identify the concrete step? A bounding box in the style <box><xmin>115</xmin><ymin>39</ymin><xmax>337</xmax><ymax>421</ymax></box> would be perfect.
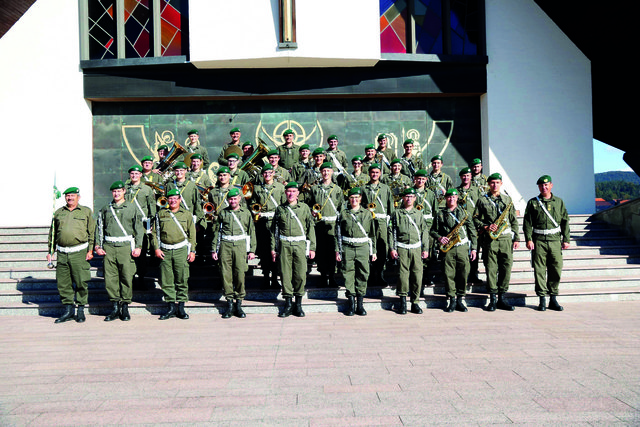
<box><xmin>499</xmin><ymin>254</ymin><xmax>640</xmax><ymax>269</ymax></box>
<box><xmin>503</xmin><ymin>263</ymin><xmax>640</xmax><ymax>280</ymax></box>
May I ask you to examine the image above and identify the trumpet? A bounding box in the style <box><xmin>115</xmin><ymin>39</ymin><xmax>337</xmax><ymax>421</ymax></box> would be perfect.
<box><xmin>416</xmin><ymin>204</ymin><xmax>423</xmax><ymax>211</ymax></box>
<box><xmin>251</xmin><ymin>203</ymin><xmax>263</xmax><ymax>222</ymax></box>
<box><xmin>312</xmin><ymin>204</ymin><xmax>323</xmax><ymax>221</ymax></box>
<box><xmin>368</xmin><ymin>202</ymin><xmax>377</xmax><ymax>219</ymax></box>
<box><xmin>156</xmin><ymin>196</ymin><xmax>168</xmax><ymax>208</ymax></box>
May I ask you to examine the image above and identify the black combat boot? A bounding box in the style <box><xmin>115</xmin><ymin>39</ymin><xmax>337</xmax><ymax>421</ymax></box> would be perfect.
<box><xmin>445</xmin><ymin>297</ymin><xmax>455</xmax><ymax>313</ymax></box>
<box><xmin>486</xmin><ymin>294</ymin><xmax>497</xmax><ymax>312</ymax></box>
<box><xmin>548</xmin><ymin>295</ymin><xmax>564</xmax><ymax>311</ymax></box>
<box><xmin>75</xmin><ymin>305</ymin><xmax>86</xmax><ymax>323</ymax></box>
<box><xmin>410</xmin><ymin>302</ymin><xmax>423</xmax><ymax>314</ymax></box>
<box><xmin>497</xmin><ymin>293</ymin><xmax>515</xmax><ymax>311</ymax></box>
<box><xmin>120</xmin><ymin>303</ymin><xmax>131</xmax><ymax>321</ymax></box>
<box><xmin>455</xmin><ymin>295</ymin><xmax>468</xmax><ymax>312</ymax></box>
<box><xmin>176</xmin><ymin>302</ymin><xmax>189</xmax><ymax>319</ymax></box>
<box><xmin>235</xmin><ymin>299</ymin><xmax>246</xmax><ymax>318</ymax></box>
<box><xmin>55</xmin><ymin>305</ymin><xmax>75</xmax><ymax>323</ymax></box>
<box><xmin>355</xmin><ymin>296</ymin><xmax>367</xmax><ymax>316</ymax></box>
<box><xmin>538</xmin><ymin>296</ymin><xmax>547</xmax><ymax>311</ymax></box>
<box><xmin>221</xmin><ymin>299</ymin><xmax>234</xmax><ymax>319</ymax></box>
<box><xmin>104</xmin><ymin>302</ymin><xmax>120</xmax><ymax>322</ymax></box>
<box><xmin>159</xmin><ymin>302</ymin><xmax>176</xmax><ymax>320</ymax></box>
<box><xmin>293</xmin><ymin>295</ymin><xmax>305</xmax><ymax>317</ymax></box>
<box><xmin>345</xmin><ymin>295</ymin><xmax>355</xmax><ymax>316</ymax></box>
<box><xmin>279</xmin><ymin>297</ymin><xmax>293</xmax><ymax>318</ymax></box>
<box><xmin>397</xmin><ymin>296</ymin><xmax>407</xmax><ymax>315</ymax></box>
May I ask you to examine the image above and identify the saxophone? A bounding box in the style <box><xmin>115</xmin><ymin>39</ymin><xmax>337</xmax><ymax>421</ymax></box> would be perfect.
<box><xmin>488</xmin><ymin>200</ymin><xmax>513</xmax><ymax>240</ymax></box>
<box><xmin>440</xmin><ymin>212</ymin><xmax>468</xmax><ymax>253</ymax></box>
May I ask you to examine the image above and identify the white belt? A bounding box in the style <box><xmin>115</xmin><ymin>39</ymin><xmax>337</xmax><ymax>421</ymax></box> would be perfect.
<box><xmin>423</xmin><ymin>214</ymin><xmax>433</xmax><ymax>220</ymax></box>
<box><xmin>221</xmin><ymin>234</ymin><xmax>248</xmax><ymax>242</ymax></box>
<box><xmin>533</xmin><ymin>227</ymin><xmax>561</xmax><ymax>235</ymax></box>
<box><xmin>160</xmin><ymin>240</ymin><xmax>189</xmax><ymax>250</ymax></box>
<box><xmin>321</xmin><ymin>216</ymin><xmax>337</xmax><ymax>223</ymax></box>
<box><xmin>279</xmin><ymin>235</ymin><xmax>306</xmax><ymax>242</ymax></box>
<box><xmin>375</xmin><ymin>214</ymin><xmax>389</xmax><ymax>219</ymax></box>
<box><xmin>259</xmin><ymin>212</ymin><xmax>275</xmax><ymax>218</ymax></box>
<box><xmin>397</xmin><ymin>241</ymin><xmax>422</xmax><ymax>250</ymax></box>
<box><xmin>342</xmin><ymin>237</ymin><xmax>370</xmax><ymax>245</ymax></box>
<box><xmin>455</xmin><ymin>237</ymin><xmax>470</xmax><ymax>247</ymax></box>
<box><xmin>56</xmin><ymin>242</ymin><xmax>88</xmax><ymax>253</ymax></box>
<box><xmin>105</xmin><ymin>235</ymin><xmax>133</xmax><ymax>243</ymax></box>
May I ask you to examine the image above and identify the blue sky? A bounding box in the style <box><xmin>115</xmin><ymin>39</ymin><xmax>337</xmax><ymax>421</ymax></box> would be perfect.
<box><xmin>593</xmin><ymin>139</ymin><xmax>631</xmax><ymax>174</ymax></box>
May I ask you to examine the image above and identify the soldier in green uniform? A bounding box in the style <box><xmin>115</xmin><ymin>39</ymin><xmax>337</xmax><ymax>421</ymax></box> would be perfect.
<box><xmin>361</xmin><ymin>164</ymin><xmax>395</xmax><ymax>286</ymax></box>
<box><xmin>473</xmin><ymin>173</ymin><xmax>519</xmax><ymax>311</ymax></box>
<box><xmin>152</xmin><ymin>189</ymin><xmax>197</xmax><ymax>320</ymax></box>
<box><xmin>523</xmin><ymin>175</ymin><xmax>570</xmax><ymax>311</ymax></box>
<box><xmin>211</xmin><ymin>188</ymin><xmax>257</xmax><ymax>318</ymax></box>
<box><xmin>217</xmin><ymin>127</ymin><xmax>242</xmax><ymax>167</ymax></box>
<box><xmin>338</xmin><ymin>155</ymin><xmax>369</xmax><ymax>196</ymax></box>
<box><xmin>325</xmin><ymin>135</ymin><xmax>348</xmax><ymax>172</ymax></box>
<box><xmin>400</xmin><ymin>139</ymin><xmax>425</xmax><ymax>179</ymax></box>
<box><xmin>335</xmin><ymin>187</ymin><xmax>376</xmax><ymax>316</ymax></box>
<box><xmin>188</xmin><ymin>153</ymin><xmax>214</xmax><ymax>188</ymax></box>
<box><xmin>388</xmin><ymin>188</ymin><xmax>430</xmax><ymax>314</ymax></box>
<box><xmin>308</xmin><ymin>162</ymin><xmax>343</xmax><ymax>287</ymax></box>
<box><xmin>250</xmin><ymin>164</ymin><xmax>286</xmax><ymax>288</ymax></box>
<box><xmin>95</xmin><ymin>181</ymin><xmax>144</xmax><ymax>321</ymax></box>
<box><xmin>47</xmin><ymin>187</ymin><xmax>95</xmax><ymax>323</ymax></box>
<box><xmin>125</xmin><ymin>165</ymin><xmax>157</xmax><ymax>288</ymax></box>
<box><xmin>241</xmin><ymin>141</ymin><xmax>254</xmax><ymax>164</ymax></box>
<box><xmin>457</xmin><ymin>167</ymin><xmax>482</xmax><ymax>284</ymax></box>
<box><xmin>271</xmin><ymin>182</ymin><xmax>317</xmax><ymax>317</ymax></box>
<box><xmin>165</xmin><ymin>162</ymin><xmax>205</xmax><ymax>229</ymax></box>
<box><xmin>470</xmin><ymin>158</ymin><xmax>489</xmax><ymax>195</ymax></box>
<box><xmin>140</xmin><ymin>156</ymin><xmax>163</xmax><ymax>186</ymax></box>
<box><xmin>183</xmin><ymin>129</ymin><xmax>210</xmax><ymax>171</ymax></box>
<box><xmin>376</xmin><ymin>133</ymin><xmax>397</xmax><ymax>171</ymax></box>
<box><xmin>278</xmin><ymin>129</ymin><xmax>300</xmax><ymax>171</ymax></box>
<box><xmin>427</xmin><ymin>154</ymin><xmax>453</xmax><ymax>206</ymax></box>
<box><xmin>382</xmin><ymin>159</ymin><xmax>413</xmax><ymax>207</ymax></box>
<box><xmin>290</xmin><ymin>144</ymin><xmax>312</xmax><ymax>183</ymax></box>
<box><xmin>226</xmin><ymin>153</ymin><xmax>251</xmax><ymax>187</ymax></box>
<box><xmin>431</xmin><ymin>189</ymin><xmax>477</xmax><ymax>313</ymax></box>
<box><xmin>209</xmin><ymin>166</ymin><xmax>233</xmax><ymax>218</ymax></box>
<box><xmin>258</xmin><ymin>149</ymin><xmax>291</xmax><ymax>186</ymax></box>
<box><xmin>413</xmin><ymin>169</ymin><xmax>438</xmax><ymax>287</ymax></box>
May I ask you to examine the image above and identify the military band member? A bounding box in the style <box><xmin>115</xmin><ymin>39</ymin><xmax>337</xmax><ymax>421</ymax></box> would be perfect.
<box><xmin>152</xmin><ymin>188</ymin><xmax>196</xmax><ymax>320</ymax></box>
<box><xmin>457</xmin><ymin>167</ymin><xmax>481</xmax><ymax>284</ymax></box>
<box><xmin>473</xmin><ymin>173</ymin><xmax>519</xmax><ymax>311</ymax></box>
<box><xmin>335</xmin><ymin>187</ymin><xmax>376</xmax><ymax>316</ymax></box>
<box><xmin>523</xmin><ymin>175</ymin><xmax>570</xmax><ymax>311</ymax></box>
<box><xmin>338</xmin><ymin>155</ymin><xmax>369</xmax><ymax>195</ymax></box>
<box><xmin>290</xmin><ymin>144</ymin><xmax>312</xmax><ymax>182</ymax></box>
<box><xmin>431</xmin><ymin>188</ymin><xmax>477</xmax><ymax>313</ymax></box>
<box><xmin>308</xmin><ymin>162</ymin><xmax>343</xmax><ymax>287</ymax></box>
<box><xmin>376</xmin><ymin>133</ymin><xmax>397</xmax><ymax>170</ymax></box>
<box><xmin>250</xmin><ymin>164</ymin><xmax>286</xmax><ymax>288</ymax></box>
<box><xmin>428</xmin><ymin>154</ymin><xmax>453</xmax><ymax>206</ymax></box>
<box><xmin>325</xmin><ymin>135</ymin><xmax>348</xmax><ymax>172</ymax></box>
<box><xmin>241</xmin><ymin>141</ymin><xmax>254</xmax><ymax>164</ymax></box>
<box><xmin>140</xmin><ymin>156</ymin><xmax>162</xmax><ymax>185</ymax></box>
<box><xmin>152</xmin><ymin>144</ymin><xmax>169</xmax><ymax>173</ymax></box>
<box><xmin>95</xmin><ymin>181</ymin><xmax>143</xmax><ymax>322</ymax></box>
<box><xmin>413</xmin><ymin>169</ymin><xmax>438</xmax><ymax>285</ymax></box>
<box><xmin>218</xmin><ymin>127</ymin><xmax>242</xmax><ymax>167</ymax></box>
<box><xmin>188</xmin><ymin>153</ymin><xmax>214</xmax><ymax>188</ymax></box>
<box><xmin>226</xmin><ymin>153</ymin><xmax>251</xmax><ymax>187</ymax></box>
<box><xmin>271</xmin><ymin>182</ymin><xmax>317</xmax><ymax>318</ymax></box>
<box><xmin>209</xmin><ymin>166</ymin><xmax>234</xmax><ymax>220</ymax></box>
<box><xmin>211</xmin><ymin>188</ymin><xmax>257</xmax><ymax>319</ymax></box>
<box><xmin>362</xmin><ymin>144</ymin><xmax>390</xmax><ymax>176</ymax></box>
<box><xmin>388</xmin><ymin>188</ymin><xmax>429</xmax><ymax>315</ymax></box>
<box><xmin>361</xmin><ymin>164</ymin><xmax>395</xmax><ymax>286</ymax></box>
<box><xmin>259</xmin><ymin>149</ymin><xmax>291</xmax><ymax>186</ymax></box>
<box><xmin>47</xmin><ymin>187</ymin><xmax>95</xmax><ymax>323</ymax></box>
<box><xmin>309</xmin><ymin>147</ymin><xmax>330</xmax><ymax>184</ymax></box>
<box><xmin>166</xmin><ymin>161</ymin><xmax>205</xmax><ymax>230</ymax></box>
<box><xmin>125</xmin><ymin>165</ymin><xmax>157</xmax><ymax>287</ymax></box>
<box><xmin>470</xmin><ymin>158</ymin><xmax>489</xmax><ymax>194</ymax></box>
<box><xmin>278</xmin><ymin>129</ymin><xmax>300</xmax><ymax>170</ymax></box>
<box><xmin>183</xmin><ymin>129</ymin><xmax>210</xmax><ymax>171</ymax></box>
<box><xmin>382</xmin><ymin>159</ymin><xmax>413</xmax><ymax>205</ymax></box>
<box><xmin>400</xmin><ymin>139</ymin><xmax>424</xmax><ymax>178</ymax></box>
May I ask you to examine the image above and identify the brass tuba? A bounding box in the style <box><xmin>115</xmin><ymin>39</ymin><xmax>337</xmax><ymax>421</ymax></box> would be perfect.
<box><xmin>157</xmin><ymin>141</ymin><xmax>187</xmax><ymax>175</ymax></box>
<box><xmin>240</xmin><ymin>139</ymin><xmax>270</xmax><ymax>180</ymax></box>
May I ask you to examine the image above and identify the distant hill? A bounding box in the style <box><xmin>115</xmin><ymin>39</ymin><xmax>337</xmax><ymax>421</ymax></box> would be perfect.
<box><xmin>595</xmin><ymin>171</ymin><xmax>640</xmax><ymax>184</ymax></box>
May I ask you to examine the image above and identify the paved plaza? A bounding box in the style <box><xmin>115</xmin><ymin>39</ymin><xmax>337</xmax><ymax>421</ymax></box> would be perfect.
<box><xmin>1</xmin><ymin>301</ymin><xmax>639</xmax><ymax>426</ymax></box>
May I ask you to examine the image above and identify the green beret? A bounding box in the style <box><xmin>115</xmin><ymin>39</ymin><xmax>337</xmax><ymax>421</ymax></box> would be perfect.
<box><xmin>283</xmin><ymin>129</ymin><xmax>294</xmax><ymax>136</ymax></box>
<box><xmin>377</xmin><ymin>133</ymin><xmax>386</xmax><ymax>141</ymax></box>
<box><xmin>312</xmin><ymin>147</ymin><xmax>325</xmax><ymax>156</ymax></box>
<box><xmin>445</xmin><ymin>188</ymin><xmax>459</xmax><ymax>196</ymax></box>
<box><xmin>242</xmin><ymin>141</ymin><xmax>253</xmax><ymax>148</ymax></box>
<box><xmin>364</xmin><ymin>144</ymin><xmax>376</xmax><ymax>151</ymax></box>
<box><xmin>390</xmin><ymin>159</ymin><xmax>402</xmax><ymax>166</ymax></box>
<box><xmin>471</xmin><ymin>158</ymin><xmax>482</xmax><ymax>165</ymax></box>
<box><xmin>217</xmin><ymin>166</ymin><xmax>230</xmax><ymax>175</ymax></box>
<box><xmin>488</xmin><ymin>172</ymin><xmax>502</xmax><ymax>182</ymax></box>
<box><xmin>173</xmin><ymin>162</ymin><xmax>188</xmax><ymax>170</ymax></box>
<box><xmin>229</xmin><ymin>127</ymin><xmax>240</xmax><ymax>134</ymax></box>
<box><xmin>368</xmin><ymin>163</ymin><xmax>381</xmax><ymax>171</ymax></box>
<box><xmin>158</xmin><ymin>144</ymin><xmax>168</xmax><ymax>151</ymax></box>
<box><xmin>261</xmin><ymin>164</ymin><xmax>274</xmax><ymax>172</ymax></box>
<box><xmin>63</xmin><ymin>187</ymin><xmax>79</xmax><ymax>195</ymax></box>
<box><xmin>459</xmin><ymin>167</ymin><xmax>471</xmax><ymax>176</ymax></box>
<box><xmin>225</xmin><ymin>153</ymin><xmax>240</xmax><ymax>160</ymax></box>
<box><xmin>285</xmin><ymin>181</ymin><xmax>299</xmax><ymax>189</ymax></box>
<box><xmin>129</xmin><ymin>165</ymin><xmax>142</xmax><ymax>173</ymax></box>
<box><xmin>227</xmin><ymin>188</ymin><xmax>240</xmax><ymax>197</ymax></box>
<box><xmin>109</xmin><ymin>181</ymin><xmax>125</xmax><ymax>191</ymax></box>
<box><xmin>267</xmin><ymin>149</ymin><xmax>279</xmax><ymax>157</ymax></box>
<box><xmin>140</xmin><ymin>156</ymin><xmax>154</xmax><ymax>163</ymax></box>
<box><xmin>327</xmin><ymin>135</ymin><xmax>338</xmax><ymax>141</ymax></box>
<box><xmin>299</xmin><ymin>144</ymin><xmax>310</xmax><ymax>151</ymax></box>
<box><xmin>537</xmin><ymin>175</ymin><xmax>552</xmax><ymax>185</ymax></box>
<box><xmin>351</xmin><ymin>155</ymin><xmax>363</xmax><ymax>163</ymax></box>
<box><xmin>187</xmin><ymin>129</ymin><xmax>199</xmax><ymax>135</ymax></box>
<box><xmin>348</xmin><ymin>187</ymin><xmax>361</xmax><ymax>196</ymax></box>
<box><xmin>402</xmin><ymin>187</ymin><xmax>416</xmax><ymax>196</ymax></box>
<box><xmin>431</xmin><ymin>155</ymin><xmax>442</xmax><ymax>162</ymax></box>
<box><xmin>414</xmin><ymin>169</ymin><xmax>428</xmax><ymax>177</ymax></box>
<box><xmin>320</xmin><ymin>162</ymin><xmax>333</xmax><ymax>170</ymax></box>
<box><xmin>403</xmin><ymin>139</ymin><xmax>414</xmax><ymax>146</ymax></box>
<box><xmin>167</xmin><ymin>189</ymin><xmax>180</xmax><ymax>197</ymax></box>
<box><xmin>190</xmin><ymin>153</ymin><xmax>202</xmax><ymax>160</ymax></box>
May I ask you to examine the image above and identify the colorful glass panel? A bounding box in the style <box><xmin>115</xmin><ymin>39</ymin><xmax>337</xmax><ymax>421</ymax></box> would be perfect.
<box><xmin>124</xmin><ymin>0</ymin><xmax>152</xmax><ymax>58</ymax></box>
<box><xmin>414</xmin><ymin>0</ymin><xmax>443</xmax><ymax>54</ymax></box>
<box><xmin>450</xmin><ymin>0</ymin><xmax>479</xmax><ymax>55</ymax></box>
<box><xmin>88</xmin><ymin>0</ymin><xmax>116</xmax><ymax>60</ymax></box>
<box><xmin>160</xmin><ymin>0</ymin><xmax>182</xmax><ymax>56</ymax></box>
<box><xmin>380</xmin><ymin>0</ymin><xmax>408</xmax><ymax>53</ymax></box>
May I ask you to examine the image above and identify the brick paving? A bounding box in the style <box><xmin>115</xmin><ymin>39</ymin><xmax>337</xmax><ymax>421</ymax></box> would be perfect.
<box><xmin>0</xmin><ymin>301</ymin><xmax>639</xmax><ymax>426</ymax></box>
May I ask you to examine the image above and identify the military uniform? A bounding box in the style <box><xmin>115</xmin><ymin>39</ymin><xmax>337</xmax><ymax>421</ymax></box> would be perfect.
<box><xmin>400</xmin><ymin>154</ymin><xmax>425</xmax><ymax>178</ymax></box>
<box><xmin>376</xmin><ymin>147</ymin><xmax>397</xmax><ymax>171</ymax></box>
<box><xmin>48</xmin><ymin>200</ymin><xmax>95</xmax><ymax>322</ymax></box>
<box><xmin>189</xmin><ymin>169</ymin><xmax>214</xmax><ymax>188</ymax></box>
<box><xmin>382</xmin><ymin>172</ymin><xmax>412</xmax><ymax>206</ymax></box>
<box><xmin>278</xmin><ymin>144</ymin><xmax>300</xmax><ymax>170</ymax></box>
<box><xmin>428</xmin><ymin>171</ymin><xmax>453</xmax><ymax>206</ymax></box>
<box><xmin>308</xmin><ymin>181</ymin><xmax>343</xmax><ymax>285</ymax></box>
<box><xmin>325</xmin><ymin>148</ymin><xmax>348</xmax><ymax>171</ymax></box>
<box><xmin>361</xmin><ymin>181</ymin><xmax>394</xmax><ymax>285</ymax></box>
<box><xmin>338</xmin><ymin>171</ymin><xmax>368</xmax><ymax>195</ymax></box>
<box><xmin>217</xmin><ymin>142</ymin><xmax>241</xmax><ymax>166</ymax></box>
<box><xmin>125</xmin><ymin>181</ymin><xmax>157</xmax><ymax>284</ymax></box>
<box><xmin>165</xmin><ymin>179</ymin><xmax>204</xmax><ymax>227</ymax></box>
<box><xmin>472</xmin><ymin>173</ymin><xmax>489</xmax><ymax>195</ymax></box>
<box><xmin>183</xmin><ymin>143</ymin><xmax>210</xmax><ymax>171</ymax></box>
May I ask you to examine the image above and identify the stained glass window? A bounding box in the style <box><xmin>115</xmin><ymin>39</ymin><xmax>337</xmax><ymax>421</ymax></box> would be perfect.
<box><xmin>414</xmin><ymin>0</ymin><xmax>443</xmax><ymax>54</ymax></box>
<box><xmin>450</xmin><ymin>0</ymin><xmax>479</xmax><ymax>55</ymax></box>
<box><xmin>160</xmin><ymin>0</ymin><xmax>182</xmax><ymax>56</ymax></box>
<box><xmin>124</xmin><ymin>0</ymin><xmax>152</xmax><ymax>58</ymax></box>
<box><xmin>380</xmin><ymin>0</ymin><xmax>408</xmax><ymax>53</ymax></box>
<box><xmin>88</xmin><ymin>0</ymin><xmax>116</xmax><ymax>60</ymax></box>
